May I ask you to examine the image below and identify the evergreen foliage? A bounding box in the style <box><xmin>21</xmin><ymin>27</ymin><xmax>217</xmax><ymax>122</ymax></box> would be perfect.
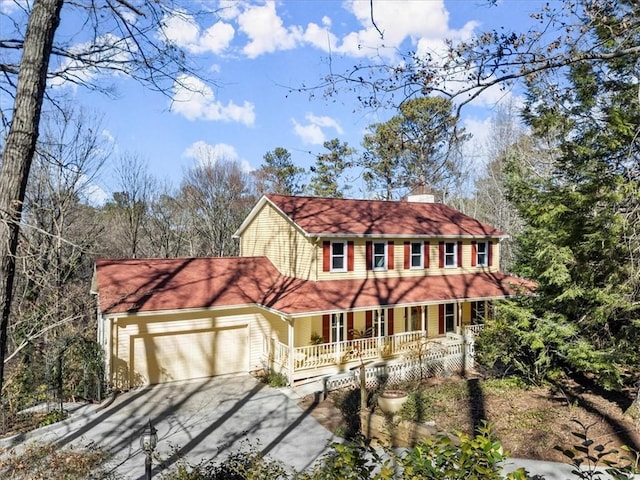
<box><xmin>495</xmin><ymin>0</ymin><xmax>640</xmax><ymax>390</ymax></box>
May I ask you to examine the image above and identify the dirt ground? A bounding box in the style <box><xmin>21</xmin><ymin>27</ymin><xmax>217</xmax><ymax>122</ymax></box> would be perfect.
<box><xmin>299</xmin><ymin>375</ymin><xmax>640</xmax><ymax>464</ymax></box>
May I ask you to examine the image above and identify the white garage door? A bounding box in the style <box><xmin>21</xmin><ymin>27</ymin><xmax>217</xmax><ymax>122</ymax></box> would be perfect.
<box><xmin>132</xmin><ymin>324</ymin><xmax>248</xmax><ymax>384</ymax></box>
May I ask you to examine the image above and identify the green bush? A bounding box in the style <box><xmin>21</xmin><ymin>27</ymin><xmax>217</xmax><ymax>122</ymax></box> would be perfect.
<box><xmin>161</xmin><ymin>441</ymin><xmax>290</xmax><ymax>480</ymax></box>
<box><xmin>300</xmin><ymin>435</ymin><xmax>394</xmax><ymax>480</ymax></box>
<box><xmin>38</xmin><ymin>408</ymin><xmax>67</xmax><ymax>427</ymax></box>
<box><xmin>400</xmin><ymin>422</ymin><xmax>527</xmax><ymax>480</ymax></box>
<box><xmin>258</xmin><ymin>370</ymin><xmax>288</xmax><ymax>388</ymax></box>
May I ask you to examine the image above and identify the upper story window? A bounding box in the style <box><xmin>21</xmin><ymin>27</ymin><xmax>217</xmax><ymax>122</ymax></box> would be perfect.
<box><xmin>444</xmin><ymin>242</ymin><xmax>457</xmax><ymax>268</ymax></box>
<box><xmin>323</xmin><ymin>240</ymin><xmax>353</xmax><ymax>273</ymax></box>
<box><xmin>410</xmin><ymin>242</ymin><xmax>423</xmax><ymax>268</ymax></box>
<box><xmin>367</xmin><ymin>241</ymin><xmax>393</xmax><ymax>271</ymax></box>
<box><xmin>476</xmin><ymin>241</ymin><xmax>488</xmax><ymax>266</ymax></box>
<box><xmin>331</xmin><ymin>241</ymin><xmax>347</xmax><ymax>272</ymax></box>
<box><xmin>373</xmin><ymin>242</ymin><xmax>387</xmax><ymax>270</ymax></box>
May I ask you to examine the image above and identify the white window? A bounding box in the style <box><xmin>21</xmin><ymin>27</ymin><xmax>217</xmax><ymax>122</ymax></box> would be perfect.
<box><xmin>410</xmin><ymin>242</ymin><xmax>423</xmax><ymax>268</ymax></box>
<box><xmin>445</xmin><ymin>304</ymin><xmax>456</xmax><ymax>332</ymax></box>
<box><xmin>476</xmin><ymin>242</ymin><xmax>488</xmax><ymax>267</ymax></box>
<box><xmin>331</xmin><ymin>241</ymin><xmax>347</xmax><ymax>272</ymax></box>
<box><xmin>472</xmin><ymin>301</ymin><xmax>486</xmax><ymax>324</ymax></box>
<box><xmin>406</xmin><ymin>306</ymin><xmax>421</xmax><ymax>331</ymax></box>
<box><xmin>373</xmin><ymin>242</ymin><xmax>387</xmax><ymax>270</ymax></box>
<box><xmin>331</xmin><ymin>313</ymin><xmax>346</xmax><ymax>342</ymax></box>
<box><xmin>445</xmin><ymin>242</ymin><xmax>457</xmax><ymax>268</ymax></box>
<box><xmin>373</xmin><ymin>309</ymin><xmax>387</xmax><ymax>337</ymax></box>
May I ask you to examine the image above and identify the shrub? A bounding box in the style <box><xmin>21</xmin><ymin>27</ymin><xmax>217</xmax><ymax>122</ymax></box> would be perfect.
<box><xmin>400</xmin><ymin>421</ymin><xmax>527</xmax><ymax>480</ymax></box>
<box><xmin>160</xmin><ymin>440</ymin><xmax>290</xmax><ymax>480</ymax></box>
<box><xmin>0</xmin><ymin>441</ymin><xmax>117</xmax><ymax>479</ymax></box>
<box><xmin>258</xmin><ymin>370</ymin><xmax>288</xmax><ymax>388</ymax></box>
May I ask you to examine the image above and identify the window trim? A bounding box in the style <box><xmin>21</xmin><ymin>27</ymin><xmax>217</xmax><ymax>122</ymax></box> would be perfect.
<box><xmin>373</xmin><ymin>308</ymin><xmax>387</xmax><ymax>337</ymax></box>
<box><xmin>372</xmin><ymin>241</ymin><xmax>387</xmax><ymax>270</ymax></box>
<box><xmin>444</xmin><ymin>242</ymin><xmax>457</xmax><ymax>268</ymax></box>
<box><xmin>444</xmin><ymin>303</ymin><xmax>456</xmax><ymax>332</ymax></box>
<box><xmin>330</xmin><ymin>312</ymin><xmax>346</xmax><ymax>343</ymax></box>
<box><xmin>476</xmin><ymin>241</ymin><xmax>488</xmax><ymax>267</ymax></box>
<box><xmin>410</xmin><ymin>242</ymin><xmax>423</xmax><ymax>269</ymax></box>
<box><xmin>330</xmin><ymin>241</ymin><xmax>347</xmax><ymax>272</ymax></box>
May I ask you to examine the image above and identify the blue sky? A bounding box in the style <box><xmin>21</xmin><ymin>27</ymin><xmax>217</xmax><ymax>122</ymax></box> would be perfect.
<box><xmin>2</xmin><ymin>0</ymin><xmax>546</xmax><ymax>201</ymax></box>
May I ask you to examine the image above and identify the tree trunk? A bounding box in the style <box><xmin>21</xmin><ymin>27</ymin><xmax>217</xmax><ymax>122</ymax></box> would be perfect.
<box><xmin>0</xmin><ymin>0</ymin><xmax>63</xmax><ymax>397</ymax></box>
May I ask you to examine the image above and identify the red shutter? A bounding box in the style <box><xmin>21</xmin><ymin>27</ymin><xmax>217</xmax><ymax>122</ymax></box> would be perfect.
<box><xmin>322</xmin><ymin>314</ymin><xmax>330</xmax><ymax>342</ymax></box>
<box><xmin>387</xmin><ymin>241</ymin><xmax>394</xmax><ymax>270</ymax></box>
<box><xmin>347</xmin><ymin>312</ymin><xmax>354</xmax><ymax>340</ymax></box>
<box><xmin>365</xmin><ymin>310</ymin><xmax>372</xmax><ymax>334</ymax></box>
<box><xmin>347</xmin><ymin>241</ymin><xmax>354</xmax><ymax>271</ymax></box>
<box><xmin>439</xmin><ymin>241</ymin><xmax>445</xmax><ymax>268</ymax></box>
<box><xmin>488</xmin><ymin>240</ymin><xmax>494</xmax><ymax>267</ymax></box>
<box><xmin>323</xmin><ymin>242</ymin><xmax>330</xmax><ymax>272</ymax></box>
<box><xmin>457</xmin><ymin>241</ymin><xmax>463</xmax><ymax>268</ymax></box>
<box><xmin>366</xmin><ymin>241</ymin><xmax>372</xmax><ymax>270</ymax></box>
<box><xmin>424</xmin><ymin>241</ymin><xmax>430</xmax><ymax>269</ymax></box>
<box><xmin>471</xmin><ymin>241</ymin><xmax>477</xmax><ymax>267</ymax></box>
<box><xmin>387</xmin><ymin>308</ymin><xmax>394</xmax><ymax>335</ymax></box>
<box><xmin>404</xmin><ymin>242</ymin><xmax>410</xmax><ymax>269</ymax></box>
<box><xmin>438</xmin><ymin>305</ymin><xmax>445</xmax><ymax>335</ymax></box>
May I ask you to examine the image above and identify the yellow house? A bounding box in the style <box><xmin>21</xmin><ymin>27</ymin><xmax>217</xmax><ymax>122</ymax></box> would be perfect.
<box><xmin>93</xmin><ymin>194</ymin><xmax>532</xmax><ymax>389</ymax></box>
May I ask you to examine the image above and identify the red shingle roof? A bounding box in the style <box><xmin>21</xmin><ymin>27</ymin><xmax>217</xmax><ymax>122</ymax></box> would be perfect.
<box><xmin>265</xmin><ymin>194</ymin><xmax>506</xmax><ymax>237</ymax></box>
<box><xmin>95</xmin><ymin>257</ymin><xmax>532</xmax><ymax>317</ymax></box>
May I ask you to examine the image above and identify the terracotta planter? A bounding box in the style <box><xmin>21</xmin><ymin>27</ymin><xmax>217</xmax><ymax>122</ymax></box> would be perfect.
<box><xmin>377</xmin><ymin>389</ymin><xmax>408</xmax><ymax>414</ymax></box>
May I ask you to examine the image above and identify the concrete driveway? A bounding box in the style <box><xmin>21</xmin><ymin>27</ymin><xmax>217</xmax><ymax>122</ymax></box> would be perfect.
<box><xmin>5</xmin><ymin>374</ymin><xmax>335</xmax><ymax>479</ymax></box>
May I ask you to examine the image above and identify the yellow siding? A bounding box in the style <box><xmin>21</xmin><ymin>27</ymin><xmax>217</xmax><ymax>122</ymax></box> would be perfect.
<box><xmin>315</xmin><ymin>238</ymin><xmax>501</xmax><ymax>281</ymax></box>
<box><xmin>110</xmin><ymin>307</ymin><xmax>283</xmax><ymax>389</ymax></box>
<box><xmin>461</xmin><ymin>302</ymin><xmax>471</xmax><ymax>326</ymax></box>
<box><xmin>239</xmin><ymin>202</ymin><xmax>317</xmax><ymax>280</ymax></box>
<box><xmin>427</xmin><ymin>305</ymin><xmax>440</xmax><ymax>338</ymax></box>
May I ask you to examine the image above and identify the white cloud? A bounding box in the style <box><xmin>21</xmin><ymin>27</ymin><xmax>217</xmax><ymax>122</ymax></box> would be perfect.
<box><xmin>171</xmin><ymin>74</ymin><xmax>255</xmax><ymax>125</ymax></box>
<box><xmin>306</xmin><ymin>114</ymin><xmax>344</xmax><ymax>134</ymax></box>
<box><xmin>161</xmin><ymin>9</ymin><xmax>234</xmax><ymax>55</ymax></box>
<box><xmin>83</xmin><ymin>183</ymin><xmax>110</xmax><ymax>206</ymax></box>
<box><xmin>238</xmin><ymin>1</ymin><xmax>303</xmax><ymax>58</ymax></box>
<box><xmin>291</xmin><ymin>113</ymin><xmax>343</xmax><ymax>145</ymax></box>
<box><xmin>183</xmin><ymin>140</ymin><xmax>253</xmax><ymax>172</ymax></box>
<box><xmin>49</xmin><ymin>33</ymin><xmax>133</xmax><ymax>88</ymax></box>
<box><xmin>292</xmin><ymin>120</ymin><xmax>325</xmax><ymax>145</ymax></box>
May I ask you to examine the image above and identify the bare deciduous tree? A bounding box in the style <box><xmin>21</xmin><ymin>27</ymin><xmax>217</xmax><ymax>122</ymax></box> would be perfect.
<box><xmin>0</xmin><ymin>0</ymin><xmax>212</xmax><ymax>394</ymax></box>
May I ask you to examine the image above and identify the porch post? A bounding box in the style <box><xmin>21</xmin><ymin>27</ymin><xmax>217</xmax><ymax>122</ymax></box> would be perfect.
<box><xmin>287</xmin><ymin>318</ymin><xmax>295</xmax><ymax>386</ymax></box>
<box><xmin>457</xmin><ymin>302</ymin><xmax>463</xmax><ymax>335</ymax></box>
<box><xmin>420</xmin><ymin>306</ymin><xmax>426</xmax><ymax>334</ymax></box>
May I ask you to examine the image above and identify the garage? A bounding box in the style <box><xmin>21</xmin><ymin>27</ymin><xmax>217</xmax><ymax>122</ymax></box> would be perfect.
<box><xmin>116</xmin><ymin>315</ymin><xmax>250</xmax><ymax>386</ymax></box>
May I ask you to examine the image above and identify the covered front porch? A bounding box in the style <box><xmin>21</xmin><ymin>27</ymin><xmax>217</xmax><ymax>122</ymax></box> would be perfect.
<box><xmin>264</xmin><ymin>301</ymin><xmax>489</xmax><ymax>384</ymax></box>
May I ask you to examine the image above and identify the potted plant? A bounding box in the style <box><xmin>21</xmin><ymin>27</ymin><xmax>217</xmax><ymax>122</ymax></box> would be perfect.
<box><xmin>377</xmin><ymin>389</ymin><xmax>408</xmax><ymax>414</ymax></box>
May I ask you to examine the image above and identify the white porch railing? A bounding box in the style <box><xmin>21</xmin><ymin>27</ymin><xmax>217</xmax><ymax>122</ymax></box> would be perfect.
<box><xmin>325</xmin><ymin>335</ymin><xmax>476</xmax><ymax>391</ymax></box>
<box><xmin>288</xmin><ymin>331</ymin><xmax>425</xmax><ymax>371</ymax></box>
<box><xmin>464</xmin><ymin>324</ymin><xmax>484</xmax><ymax>337</ymax></box>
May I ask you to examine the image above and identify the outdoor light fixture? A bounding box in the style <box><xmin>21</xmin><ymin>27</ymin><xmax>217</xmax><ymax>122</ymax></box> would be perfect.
<box><xmin>140</xmin><ymin>418</ymin><xmax>158</xmax><ymax>479</ymax></box>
